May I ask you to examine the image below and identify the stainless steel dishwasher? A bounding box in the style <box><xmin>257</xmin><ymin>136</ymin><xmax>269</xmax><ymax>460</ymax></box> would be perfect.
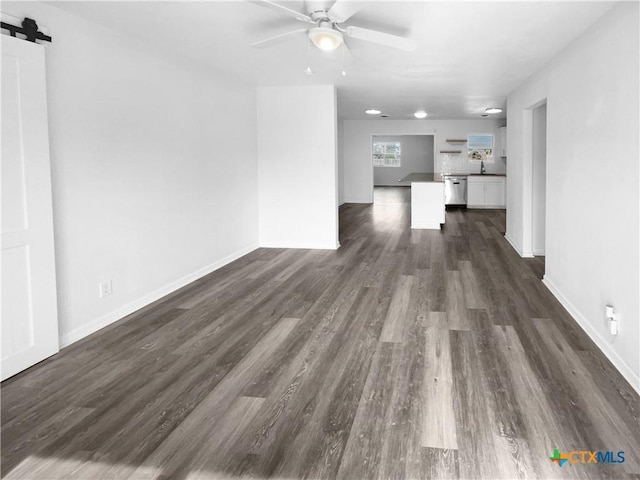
<box><xmin>444</xmin><ymin>175</ymin><xmax>467</xmax><ymax>206</ymax></box>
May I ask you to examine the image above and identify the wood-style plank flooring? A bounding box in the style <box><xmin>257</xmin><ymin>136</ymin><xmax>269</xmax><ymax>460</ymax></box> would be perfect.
<box><xmin>2</xmin><ymin>186</ymin><xmax>639</xmax><ymax>479</ymax></box>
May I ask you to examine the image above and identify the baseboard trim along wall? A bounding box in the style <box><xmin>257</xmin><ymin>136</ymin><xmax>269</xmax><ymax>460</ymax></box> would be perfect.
<box><xmin>543</xmin><ymin>275</ymin><xmax>640</xmax><ymax>394</ymax></box>
<box><xmin>343</xmin><ymin>198</ymin><xmax>372</xmax><ymax>204</ymax></box>
<box><xmin>59</xmin><ymin>243</ymin><xmax>260</xmax><ymax>348</ymax></box>
<box><xmin>259</xmin><ymin>242</ymin><xmax>340</xmax><ymax>250</ymax></box>
<box><xmin>504</xmin><ymin>233</ymin><xmax>534</xmax><ymax>258</ymax></box>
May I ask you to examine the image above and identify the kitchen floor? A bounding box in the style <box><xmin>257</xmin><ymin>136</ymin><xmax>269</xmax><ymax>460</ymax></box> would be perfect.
<box><xmin>2</xmin><ymin>188</ymin><xmax>638</xmax><ymax>479</ymax></box>
<box><xmin>373</xmin><ymin>185</ymin><xmax>410</xmax><ymax>205</ymax></box>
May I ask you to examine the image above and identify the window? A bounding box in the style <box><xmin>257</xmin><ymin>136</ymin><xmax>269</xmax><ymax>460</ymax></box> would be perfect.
<box><xmin>373</xmin><ymin>142</ymin><xmax>401</xmax><ymax>167</ymax></box>
<box><xmin>468</xmin><ymin>134</ymin><xmax>494</xmax><ymax>162</ymax></box>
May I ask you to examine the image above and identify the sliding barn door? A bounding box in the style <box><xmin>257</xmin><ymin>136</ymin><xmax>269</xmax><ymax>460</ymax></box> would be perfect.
<box><xmin>1</xmin><ymin>35</ymin><xmax>59</xmax><ymax>381</ymax></box>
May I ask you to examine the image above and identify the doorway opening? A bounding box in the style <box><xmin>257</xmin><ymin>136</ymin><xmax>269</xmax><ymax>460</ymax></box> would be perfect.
<box><xmin>371</xmin><ymin>134</ymin><xmax>435</xmax><ymax>206</ymax></box>
<box><xmin>530</xmin><ymin>101</ymin><xmax>547</xmax><ymax>278</ymax></box>
<box><xmin>532</xmin><ymin>103</ymin><xmax>547</xmax><ymax>255</ymax></box>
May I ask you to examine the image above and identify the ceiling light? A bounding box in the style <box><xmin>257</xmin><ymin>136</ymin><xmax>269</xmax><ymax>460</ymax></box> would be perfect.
<box><xmin>309</xmin><ymin>27</ymin><xmax>343</xmax><ymax>51</ymax></box>
<box><xmin>414</xmin><ymin>111</ymin><xmax>428</xmax><ymax>119</ymax></box>
<box><xmin>485</xmin><ymin>107</ymin><xmax>503</xmax><ymax>114</ymax></box>
<box><xmin>304</xmin><ymin>66</ymin><xmax>313</xmax><ymax>75</ymax></box>
<box><xmin>380</xmin><ymin>114</ymin><xmax>390</xmax><ymax>118</ymax></box>
<box><xmin>481</xmin><ymin>114</ymin><xmax>489</xmax><ymax>118</ymax></box>
<box><xmin>365</xmin><ymin>109</ymin><xmax>381</xmax><ymax>115</ymax></box>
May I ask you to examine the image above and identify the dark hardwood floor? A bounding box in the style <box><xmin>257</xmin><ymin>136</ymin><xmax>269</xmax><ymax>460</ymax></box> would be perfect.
<box><xmin>2</xmin><ymin>186</ymin><xmax>639</xmax><ymax>479</ymax></box>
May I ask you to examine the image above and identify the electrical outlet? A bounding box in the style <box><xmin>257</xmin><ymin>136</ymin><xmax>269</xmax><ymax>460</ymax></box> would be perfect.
<box><xmin>99</xmin><ymin>280</ymin><xmax>113</xmax><ymax>298</ymax></box>
<box><xmin>606</xmin><ymin>305</ymin><xmax>618</xmax><ymax>336</ymax></box>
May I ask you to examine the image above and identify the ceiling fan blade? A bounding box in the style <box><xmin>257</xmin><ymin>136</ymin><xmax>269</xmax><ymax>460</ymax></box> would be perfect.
<box><xmin>346</xmin><ymin>26</ymin><xmax>416</xmax><ymax>52</ymax></box>
<box><xmin>327</xmin><ymin>0</ymin><xmax>362</xmax><ymax>23</ymax></box>
<box><xmin>251</xmin><ymin>28</ymin><xmax>308</xmax><ymax>48</ymax></box>
<box><xmin>251</xmin><ymin>0</ymin><xmax>315</xmax><ymax>24</ymax></box>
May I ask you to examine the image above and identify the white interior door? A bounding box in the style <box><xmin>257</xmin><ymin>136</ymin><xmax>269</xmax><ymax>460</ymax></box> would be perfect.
<box><xmin>1</xmin><ymin>35</ymin><xmax>59</xmax><ymax>381</ymax></box>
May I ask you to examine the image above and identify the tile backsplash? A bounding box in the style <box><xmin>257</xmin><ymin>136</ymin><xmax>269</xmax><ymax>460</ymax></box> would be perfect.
<box><xmin>436</xmin><ymin>152</ymin><xmax>506</xmax><ymax>174</ymax></box>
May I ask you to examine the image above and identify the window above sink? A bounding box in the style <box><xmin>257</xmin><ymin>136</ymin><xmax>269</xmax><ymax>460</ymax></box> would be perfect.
<box><xmin>468</xmin><ymin>134</ymin><xmax>494</xmax><ymax>163</ymax></box>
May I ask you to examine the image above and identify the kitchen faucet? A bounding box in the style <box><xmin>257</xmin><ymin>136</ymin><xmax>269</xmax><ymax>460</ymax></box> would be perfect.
<box><xmin>480</xmin><ymin>160</ymin><xmax>486</xmax><ymax>174</ymax></box>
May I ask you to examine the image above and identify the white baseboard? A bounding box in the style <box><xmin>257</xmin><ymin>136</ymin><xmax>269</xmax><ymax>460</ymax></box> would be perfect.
<box><xmin>542</xmin><ymin>275</ymin><xmax>640</xmax><ymax>394</ymax></box>
<box><xmin>504</xmin><ymin>233</ymin><xmax>534</xmax><ymax>258</ymax></box>
<box><xmin>343</xmin><ymin>198</ymin><xmax>372</xmax><ymax>204</ymax></box>
<box><xmin>533</xmin><ymin>249</ymin><xmax>546</xmax><ymax>256</ymax></box>
<box><xmin>59</xmin><ymin>243</ymin><xmax>259</xmax><ymax>348</ymax></box>
<box><xmin>259</xmin><ymin>241</ymin><xmax>339</xmax><ymax>250</ymax></box>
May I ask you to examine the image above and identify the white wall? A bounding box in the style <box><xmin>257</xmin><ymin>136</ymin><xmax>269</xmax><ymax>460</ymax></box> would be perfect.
<box><xmin>506</xmin><ymin>2</ymin><xmax>639</xmax><ymax>391</ymax></box>
<box><xmin>342</xmin><ymin>119</ymin><xmax>504</xmax><ymax>203</ymax></box>
<box><xmin>338</xmin><ymin>118</ymin><xmax>345</xmax><ymax>205</ymax></box>
<box><xmin>2</xmin><ymin>2</ymin><xmax>259</xmax><ymax>346</ymax></box>
<box><xmin>257</xmin><ymin>86</ymin><xmax>338</xmax><ymax>249</ymax></box>
<box><xmin>373</xmin><ymin>135</ymin><xmax>434</xmax><ymax>186</ymax></box>
<box><xmin>532</xmin><ymin>103</ymin><xmax>547</xmax><ymax>255</ymax></box>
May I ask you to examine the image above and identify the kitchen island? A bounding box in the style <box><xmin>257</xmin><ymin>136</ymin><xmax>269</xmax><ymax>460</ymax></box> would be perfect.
<box><xmin>400</xmin><ymin>173</ymin><xmax>445</xmax><ymax>229</ymax></box>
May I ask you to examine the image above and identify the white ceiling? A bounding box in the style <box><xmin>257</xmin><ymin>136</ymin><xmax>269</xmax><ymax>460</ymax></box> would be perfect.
<box><xmin>49</xmin><ymin>0</ymin><xmax>615</xmax><ymax>120</ymax></box>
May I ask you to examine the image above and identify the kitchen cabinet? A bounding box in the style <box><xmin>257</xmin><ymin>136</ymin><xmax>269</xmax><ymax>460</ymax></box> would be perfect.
<box><xmin>499</xmin><ymin>126</ymin><xmax>507</xmax><ymax>157</ymax></box>
<box><xmin>467</xmin><ymin>176</ymin><xmax>506</xmax><ymax>208</ymax></box>
<box><xmin>467</xmin><ymin>182</ymin><xmax>485</xmax><ymax>206</ymax></box>
<box><xmin>484</xmin><ymin>181</ymin><xmax>505</xmax><ymax>206</ymax></box>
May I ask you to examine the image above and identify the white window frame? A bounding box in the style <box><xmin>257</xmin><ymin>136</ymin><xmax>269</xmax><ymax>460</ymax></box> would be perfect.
<box><xmin>372</xmin><ymin>141</ymin><xmax>401</xmax><ymax>167</ymax></box>
<box><xmin>467</xmin><ymin>134</ymin><xmax>495</xmax><ymax>162</ymax></box>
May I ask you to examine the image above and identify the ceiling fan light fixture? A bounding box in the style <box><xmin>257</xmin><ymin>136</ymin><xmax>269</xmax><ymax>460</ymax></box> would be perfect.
<box><xmin>309</xmin><ymin>27</ymin><xmax>343</xmax><ymax>51</ymax></box>
<box><xmin>414</xmin><ymin>110</ymin><xmax>428</xmax><ymax>119</ymax></box>
<box><xmin>485</xmin><ymin>107</ymin><xmax>503</xmax><ymax>114</ymax></box>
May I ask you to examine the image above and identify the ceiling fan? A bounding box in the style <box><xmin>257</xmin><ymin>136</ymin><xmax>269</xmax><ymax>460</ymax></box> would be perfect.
<box><xmin>251</xmin><ymin>0</ymin><xmax>417</xmax><ymax>52</ymax></box>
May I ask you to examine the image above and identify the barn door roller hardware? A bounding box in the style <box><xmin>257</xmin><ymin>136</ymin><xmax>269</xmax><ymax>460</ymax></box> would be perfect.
<box><xmin>1</xmin><ymin>18</ymin><xmax>52</xmax><ymax>43</ymax></box>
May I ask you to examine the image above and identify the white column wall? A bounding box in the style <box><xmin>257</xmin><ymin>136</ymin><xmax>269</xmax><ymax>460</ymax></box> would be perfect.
<box><xmin>258</xmin><ymin>86</ymin><xmax>338</xmax><ymax>249</ymax></box>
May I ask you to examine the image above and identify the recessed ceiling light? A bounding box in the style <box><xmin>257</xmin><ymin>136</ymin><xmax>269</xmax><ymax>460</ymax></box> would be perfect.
<box><xmin>414</xmin><ymin>111</ymin><xmax>428</xmax><ymax>119</ymax></box>
<box><xmin>481</xmin><ymin>114</ymin><xmax>489</xmax><ymax>118</ymax></box>
<box><xmin>485</xmin><ymin>107</ymin><xmax>503</xmax><ymax>114</ymax></box>
<box><xmin>380</xmin><ymin>114</ymin><xmax>389</xmax><ymax>118</ymax></box>
<box><xmin>365</xmin><ymin>109</ymin><xmax>381</xmax><ymax>115</ymax></box>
